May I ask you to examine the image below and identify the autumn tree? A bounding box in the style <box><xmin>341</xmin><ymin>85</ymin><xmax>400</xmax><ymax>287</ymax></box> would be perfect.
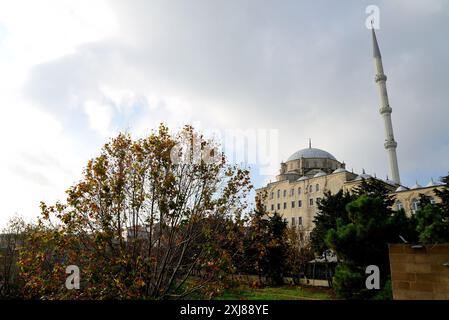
<box><xmin>19</xmin><ymin>124</ymin><xmax>252</xmax><ymax>299</ymax></box>
<box><xmin>0</xmin><ymin>216</ymin><xmax>26</xmax><ymax>298</ymax></box>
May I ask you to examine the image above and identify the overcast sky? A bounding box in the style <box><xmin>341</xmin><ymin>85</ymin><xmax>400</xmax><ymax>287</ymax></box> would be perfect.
<box><xmin>1</xmin><ymin>0</ymin><xmax>448</xmax><ymax>227</ymax></box>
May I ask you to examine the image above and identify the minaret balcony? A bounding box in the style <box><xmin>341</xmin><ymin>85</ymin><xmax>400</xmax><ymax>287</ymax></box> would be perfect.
<box><xmin>379</xmin><ymin>105</ymin><xmax>392</xmax><ymax>115</ymax></box>
<box><xmin>384</xmin><ymin>140</ymin><xmax>398</xmax><ymax>149</ymax></box>
<box><xmin>375</xmin><ymin>74</ymin><xmax>387</xmax><ymax>82</ymax></box>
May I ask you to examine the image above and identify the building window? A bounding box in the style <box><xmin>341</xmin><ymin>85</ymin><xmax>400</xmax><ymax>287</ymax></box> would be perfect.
<box><xmin>270</xmin><ymin>192</ymin><xmax>274</xmax><ymax>200</ymax></box>
<box><xmin>277</xmin><ymin>190</ymin><xmax>280</xmax><ymax>198</ymax></box>
<box><xmin>283</xmin><ymin>190</ymin><xmax>287</xmax><ymax>197</ymax></box>
<box><xmin>298</xmin><ymin>187</ymin><xmax>301</xmax><ymax>195</ymax></box>
<box><xmin>298</xmin><ymin>217</ymin><xmax>303</xmax><ymax>226</ymax></box>
<box><xmin>284</xmin><ymin>202</ymin><xmax>287</xmax><ymax>209</ymax></box>
<box><xmin>290</xmin><ymin>188</ymin><xmax>294</xmax><ymax>197</ymax></box>
<box><xmin>309</xmin><ymin>198</ymin><xmax>314</xmax><ymax>206</ymax></box>
<box><xmin>309</xmin><ymin>185</ymin><xmax>313</xmax><ymax>193</ymax></box>
<box><xmin>316</xmin><ymin>184</ymin><xmax>320</xmax><ymax>192</ymax></box>
<box><xmin>291</xmin><ymin>217</ymin><xmax>296</xmax><ymax>226</ymax></box>
<box><xmin>298</xmin><ymin>200</ymin><xmax>302</xmax><ymax>208</ymax></box>
<box><xmin>291</xmin><ymin>201</ymin><xmax>295</xmax><ymax>208</ymax></box>
<box><xmin>396</xmin><ymin>201</ymin><xmax>403</xmax><ymax>211</ymax></box>
<box><xmin>271</xmin><ymin>204</ymin><xmax>274</xmax><ymax>211</ymax></box>
<box><xmin>411</xmin><ymin>199</ymin><xmax>420</xmax><ymax>213</ymax></box>
<box><xmin>316</xmin><ymin>197</ymin><xmax>322</xmax><ymax>205</ymax></box>
<box><xmin>277</xmin><ymin>203</ymin><xmax>280</xmax><ymax>210</ymax></box>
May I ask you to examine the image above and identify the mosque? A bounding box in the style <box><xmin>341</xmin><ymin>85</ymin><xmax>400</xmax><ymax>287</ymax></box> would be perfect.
<box><xmin>256</xmin><ymin>28</ymin><xmax>446</xmax><ymax>232</ymax></box>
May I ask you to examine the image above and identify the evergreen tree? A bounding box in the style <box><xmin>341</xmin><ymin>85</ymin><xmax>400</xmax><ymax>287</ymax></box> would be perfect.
<box><xmin>415</xmin><ymin>173</ymin><xmax>449</xmax><ymax>243</ymax></box>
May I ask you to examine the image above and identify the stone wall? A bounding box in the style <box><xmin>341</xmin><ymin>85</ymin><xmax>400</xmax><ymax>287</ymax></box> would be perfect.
<box><xmin>389</xmin><ymin>244</ymin><xmax>449</xmax><ymax>300</ymax></box>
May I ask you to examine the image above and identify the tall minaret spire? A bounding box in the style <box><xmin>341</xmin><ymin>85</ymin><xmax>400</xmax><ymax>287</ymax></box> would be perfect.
<box><xmin>371</xmin><ymin>26</ymin><xmax>401</xmax><ymax>184</ymax></box>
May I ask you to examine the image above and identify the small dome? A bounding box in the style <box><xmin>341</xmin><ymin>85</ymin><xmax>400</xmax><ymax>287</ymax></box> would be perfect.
<box><xmin>411</xmin><ymin>182</ymin><xmax>422</xmax><ymax>190</ymax></box>
<box><xmin>395</xmin><ymin>186</ymin><xmax>408</xmax><ymax>192</ymax></box>
<box><xmin>313</xmin><ymin>171</ymin><xmax>327</xmax><ymax>178</ymax></box>
<box><xmin>333</xmin><ymin>168</ymin><xmax>347</xmax><ymax>174</ymax></box>
<box><xmin>297</xmin><ymin>176</ymin><xmax>308</xmax><ymax>181</ymax></box>
<box><xmin>287</xmin><ymin>147</ymin><xmax>337</xmax><ymax>162</ymax></box>
<box><xmin>426</xmin><ymin>178</ymin><xmax>443</xmax><ymax>187</ymax></box>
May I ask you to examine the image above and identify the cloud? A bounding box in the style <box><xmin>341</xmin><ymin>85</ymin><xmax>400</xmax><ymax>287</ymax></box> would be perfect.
<box><xmin>1</xmin><ymin>0</ymin><xmax>449</xmax><ymax>227</ymax></box>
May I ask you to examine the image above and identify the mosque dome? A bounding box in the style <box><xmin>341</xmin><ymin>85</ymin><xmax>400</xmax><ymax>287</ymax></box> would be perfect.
<box><xmin>287</xmin><ymin>148</ymin><xmax>337</xmax><ymax>162</ymax></box>
<box><xmin>297</xmin><ymin>176</ymin><xmax>309</xmax><ymax>181</ymax></box>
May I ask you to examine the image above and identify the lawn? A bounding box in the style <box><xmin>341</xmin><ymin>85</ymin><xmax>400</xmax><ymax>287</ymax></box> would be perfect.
<box><xmin>215</xmin><ymin>285</ymin><xmax>334</xmax><ymax>300</ymax></box>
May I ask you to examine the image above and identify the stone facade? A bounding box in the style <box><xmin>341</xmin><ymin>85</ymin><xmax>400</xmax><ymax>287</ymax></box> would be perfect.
<box><xmin>389</xmin><ymin>244</ymin><xmax>449</xmax><ymax>300</ymax></box>
<box><xmin>256</xmin><ymin>146</ymin><xmax>446</xmax><ymax>232</ymax></box>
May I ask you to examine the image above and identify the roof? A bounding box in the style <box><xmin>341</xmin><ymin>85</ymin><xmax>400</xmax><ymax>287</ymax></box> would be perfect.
<box><xmin>333</xmin><ymin>168</ymin><xmax>347</xmax><ymax>174</ymax></box>
<box><xmin>287</xmin><ymin>147</ymin><xmax>337</xmax><ymax>162</ymax></box>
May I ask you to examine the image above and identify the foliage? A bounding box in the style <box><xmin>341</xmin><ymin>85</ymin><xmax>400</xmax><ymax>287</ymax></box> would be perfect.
<box><xmin>0</xmin><ymin>216</ymin><xmax>26</xmax><ymax>298</ymax></box>
<box><xmin>241</xmin><ymin>198</ymin><xmax>289</xmax><ymax>285</ymax></box>
<box><xmin>18</xmin><ymin>124</ymin><xmax>252</xmax><ymax>299</ymax></box>
<box><xmin>284</xmin><ymin>227</ymin><xmax>314</xmax><ymax>282</ymax></box>
<box><xmin>415</xmin><ymin>173</ymin><xmax>449</xmax><ymax>244</ymax></box>
<box><xmin>310</xmin><ymin>190</ymin><xmax>355</xmax><ymax>255</ymax></box>
<box><xmin>324</xmin><ymin>178</ymin><xmax>416</xmax><ymax>299</ymax></box>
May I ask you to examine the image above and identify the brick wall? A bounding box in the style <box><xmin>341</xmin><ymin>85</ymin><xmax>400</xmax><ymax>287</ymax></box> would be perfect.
<box><xmin>389</xmin><ymin>244</ymin><xmax>449</xmax><ymax>300</ymax></box>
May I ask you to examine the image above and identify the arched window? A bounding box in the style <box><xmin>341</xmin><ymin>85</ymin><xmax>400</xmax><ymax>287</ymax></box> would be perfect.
<box><xmin>290</xmin><ymin>188</ymin><xmax>294</xmax><ymax>197</ymax></box>
<box><xmin>270</xmin><ymin>192</ymin><xmax>274</xmax><ymax>200</ymax></box>
<box><xmin>298</xmin><ymin>187</ymin><xmax>301</xmax><ymax>195</ymax></box>
<box><xmin>283</xmin><ymin>190</ymin><xmax>287</xmax><ymax>197</ymax></box>
<box><xmin>277</xmin><ymin>190</ymin><xmax>280</xmax><ymax>198</ymax></box>
<box><xmin>411</xmin><ymin>199</ymin><xmax>420</xmax><ymax>213</ymax></box>
<box><xmin>396</xmin><ymin>201</ymin><xmax>403</xmax><ymax>211</ymax></box>
<box><xmin>309</xmin><ymin>185</ymin><xmax>313</xmax><ymax>193</ymax></box>
<box><xmin>316</xmin><ymin>184</ymin><xmax>320</xmax><ymax>192</ymax></box>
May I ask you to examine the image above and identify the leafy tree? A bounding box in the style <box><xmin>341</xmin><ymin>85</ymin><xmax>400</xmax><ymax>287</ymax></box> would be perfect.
<box><xmin>415</xmin><ymin>173</ymin><xmax>449</xmax><ymax>243</ymax></box>
<box><xmin>243</xmin><ymin>198</ymin><xmax>288</xmax><ymax>286</ymax></box>
<box><xmin>0</xmin><ymin>216</ymin><xmax>26</xmax><ymax>298</ymax></box>
<box><xmin>19</xmin><ymin>124</ymin><xmax>252</xmax><ymax>299</ymax></box>
<box><xmin>284</xmin><ymin>227</ymin><xmax>314</xmax><ymax>284</ymax></box>
<box><xmin>310</xmin><ymin>190</ymin><xmax>355</xmax><ymax>255</ymax></box>
<box><xmin>326</xmin><ymin>194</ymin><xmax>417</xmax><ymax>299</ymax></box>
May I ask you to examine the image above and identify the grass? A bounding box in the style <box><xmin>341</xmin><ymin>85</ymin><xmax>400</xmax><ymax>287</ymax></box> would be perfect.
<box><xmin>214</xmin><ymin>285</ymin><xmax>334</xmax><ymax>300</ymax></box>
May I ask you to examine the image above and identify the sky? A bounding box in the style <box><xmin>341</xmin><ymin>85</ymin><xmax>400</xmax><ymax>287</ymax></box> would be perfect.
<box><xmin>0</xmin><ymin>0</ymin><xmax>448</xmax><ymax>227</ymax></box>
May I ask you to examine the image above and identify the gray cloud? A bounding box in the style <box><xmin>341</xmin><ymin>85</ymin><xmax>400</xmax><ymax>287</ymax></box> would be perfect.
<box><xmin>22</xmin><ymin>0</ymin><xmax>449</xmax><ymax>188</ymax></box>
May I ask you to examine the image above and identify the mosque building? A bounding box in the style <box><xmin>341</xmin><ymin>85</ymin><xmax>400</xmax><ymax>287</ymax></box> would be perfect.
<box><xmin>256</xmin><ymin>27</ymin><xmax>446</xmax><ymax>233</ymax></box>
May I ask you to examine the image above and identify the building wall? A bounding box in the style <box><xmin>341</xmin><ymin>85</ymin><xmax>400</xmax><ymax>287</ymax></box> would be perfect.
<box><xmin>257</xmin><ymin>171</ymin><xmax>358</xmax><ymax>231</ymax></box>
<box><xmin>389</xmin><ymin>244</ymin><xmax>449</xmax><ymax>300</ymax></box>
<box><xmin>393</xmin><ymin>186</ymin><xmax>442</xmax><ymax>216</ymax></box>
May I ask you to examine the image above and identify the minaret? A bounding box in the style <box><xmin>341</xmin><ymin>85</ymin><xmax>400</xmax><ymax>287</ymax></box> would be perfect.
<box><xmin>371</xmin><ymin>26</ymin><xmax>401</xmax><ymax>184</ymax></box>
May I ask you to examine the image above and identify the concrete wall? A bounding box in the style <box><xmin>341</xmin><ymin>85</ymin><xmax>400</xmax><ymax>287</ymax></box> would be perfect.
<box><xmin>389</xmin><ymin>244</ymin><xmax>449</xmax><ymax>300</ymax></box>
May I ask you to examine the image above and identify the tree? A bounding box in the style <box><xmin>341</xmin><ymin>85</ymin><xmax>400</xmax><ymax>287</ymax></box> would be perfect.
<box><xmin>284</xmin><ymin>227</ymin><xmax>314</xmax><ymax>284</ymax></box>
<box><xmin>317</xmin><ymin>178</ymin><xmax>417</xmax><ymax>299</ymax></box>
<box><xmin>310</xmin><ymin>190</ymin><xmax>355</xmax><ymax>255</ymax></box>
<box><xmin>415</xmin><ymin>173</ymin><xmax>449</xmax><ymax>243</ymax></box>
<box><xmin>19</xmin><ymin>124</ymin><xmax>252</xmax><ymax>299</ymax></box>
<box><xmin>0</xmin><ymin>216</ymin><xmax>26</xmax><ymax>298</ymax></box>
<box><xmin>326</xmin><ymin>194</ymin><xmax>416</xmax><ymax>299</ymax></box>
<box><xmin>242</xmin><ymin>198</ymin><xmax>289</xmax><ymax>286</ymax></box>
